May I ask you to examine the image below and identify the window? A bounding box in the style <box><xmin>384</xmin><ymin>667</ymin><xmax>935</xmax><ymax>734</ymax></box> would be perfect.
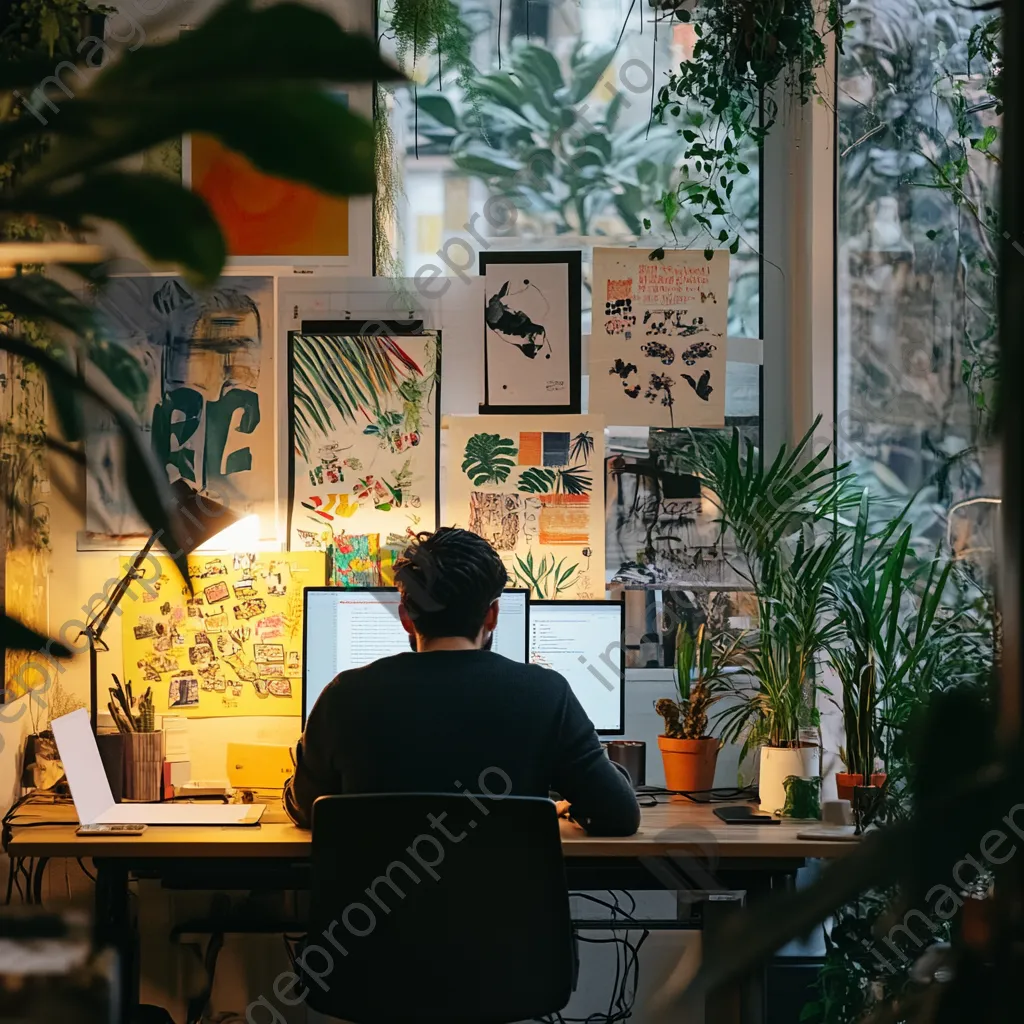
<box><xmin>836</xmin><ymin>0</ymin><xmax>1000</xmax><ymax>576</ymax></box>
<box><xmin>380</xmin><ymin>0</ymin><xmax>761</xmax><ymax>373</ymax></box>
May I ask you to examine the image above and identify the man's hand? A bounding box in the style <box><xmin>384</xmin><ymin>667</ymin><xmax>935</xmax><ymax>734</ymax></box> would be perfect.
<box><xmin>555</xmin><ymin>800</ymin><xmax>571</xmax><ymax>818</ymax></box>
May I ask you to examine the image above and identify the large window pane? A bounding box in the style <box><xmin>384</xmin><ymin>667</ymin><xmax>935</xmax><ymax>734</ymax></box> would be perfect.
<box><xmin>837</xmin><ymin>0</ymin><xmax>1000</xmax><ymax>580</ymax></box>
<box><xmin>381</xmin><ymin>0</ymin><xmax>760</xmax><ymax>342</ymax></box>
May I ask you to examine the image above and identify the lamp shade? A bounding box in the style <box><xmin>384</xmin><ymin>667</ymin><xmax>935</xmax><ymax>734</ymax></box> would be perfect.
<box><xmin>168</xmin><ymin>479</ymin><xmax>249</xmax><ymax>555</ymax></box>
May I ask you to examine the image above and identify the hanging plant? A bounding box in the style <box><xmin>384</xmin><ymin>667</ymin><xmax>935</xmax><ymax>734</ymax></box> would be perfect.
<box><xmin>649</xmin><ymin>0</ymin><xmax>843</xmax><ymax>249</ymax></box>
<box><xmin>386</xmin><ymin>0</ymin><xmax>477</xmax><ymax>99</ymax></box>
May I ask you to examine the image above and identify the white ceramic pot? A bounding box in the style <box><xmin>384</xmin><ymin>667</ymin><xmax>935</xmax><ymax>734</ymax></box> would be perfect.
<box><xmin>758</xmin><ymin>745</ymin><xmax>819</xmax><ymax>815</ymax></box>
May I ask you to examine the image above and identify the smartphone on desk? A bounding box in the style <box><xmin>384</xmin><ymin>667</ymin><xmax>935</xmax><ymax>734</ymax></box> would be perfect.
<box><xmin>76</xmin><ymin>823</ymin><xmax>148</xmax><ymax>836</ymax></box>
<box><xmin>714</xmin><ymin>805</ymin><xmax>779</xmax><ymax>825</ymax></box>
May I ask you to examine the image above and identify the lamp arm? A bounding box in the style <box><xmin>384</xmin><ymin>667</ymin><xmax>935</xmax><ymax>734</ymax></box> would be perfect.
<box><xmin>83</xmin><ymin>532</ymin><xmax>160</xmax><ymax>643</ymax></box>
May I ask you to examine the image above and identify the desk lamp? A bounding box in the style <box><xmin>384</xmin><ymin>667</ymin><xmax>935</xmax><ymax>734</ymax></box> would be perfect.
<box><xmin>81</xmin><ymin>479</ymin><xmax>259</xmax><ymax>733</ymax></box>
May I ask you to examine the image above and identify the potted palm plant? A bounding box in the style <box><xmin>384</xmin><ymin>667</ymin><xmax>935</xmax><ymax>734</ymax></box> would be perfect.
<box><xmin>826</xmin><ymin>492</ymin><xmax>971</xmax><ymax>803</ymax></box>
<box><xmin>673</xmin><ymin>417</ymin><xmax>860</xmax><ymax>813</ymax></box>
<box><xmin>655</xmin><ymin>622</ymin><xmax>739</xmax><ymax>793</ymax></box>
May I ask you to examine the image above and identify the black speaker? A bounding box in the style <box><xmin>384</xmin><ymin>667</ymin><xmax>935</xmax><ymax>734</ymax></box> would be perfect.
<box><xmin>95</xmin><ymin>733</ymin><xmax>125</xmax><ymax>803</ymax></box>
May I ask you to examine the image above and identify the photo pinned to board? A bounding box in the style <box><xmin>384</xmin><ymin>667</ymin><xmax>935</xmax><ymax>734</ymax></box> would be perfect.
<box><xmin>479</xmin><ymin>251</ymin><xmax>582</xmax><ymax>415</ymax></box>
<box><xmin>589</xmin><ymin>248</ymin><xmax>729</xmax><ymax>428</ymax></box>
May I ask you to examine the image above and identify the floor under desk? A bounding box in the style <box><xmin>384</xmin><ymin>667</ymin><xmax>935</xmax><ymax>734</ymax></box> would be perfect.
<box><xmin>6</xmin><ymin>801</ymin><xmax>854</xmax><ymax>1023</ymax></box>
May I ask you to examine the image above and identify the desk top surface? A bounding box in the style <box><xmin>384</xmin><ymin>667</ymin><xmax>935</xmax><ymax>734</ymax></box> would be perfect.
<box><xmin>6</xmin><ymin>800</ymin><xmax>857</xmax><ymax>861</ymax></box>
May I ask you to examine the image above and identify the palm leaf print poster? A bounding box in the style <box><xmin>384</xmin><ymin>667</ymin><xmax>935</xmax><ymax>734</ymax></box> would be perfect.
<box><xmin>588</xmin><ymin>248</ymin><xmax>728</xmax><ymax>428</ymax></box>
<box><xmin>288</xmin><ymin>332</ymin><xmax>440</xmax><ymax>583</ymax></box>
<box><xmin>442</xmin><ymin>415</ymin><xmax>604</xmax><ymax>599</ymax></box>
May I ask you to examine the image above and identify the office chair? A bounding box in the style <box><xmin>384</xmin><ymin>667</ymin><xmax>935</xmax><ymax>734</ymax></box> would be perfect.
<box><xmin>303</xmin><ymin>793</ymin><xmax>576</xmax><ymax>1024</ymax></box>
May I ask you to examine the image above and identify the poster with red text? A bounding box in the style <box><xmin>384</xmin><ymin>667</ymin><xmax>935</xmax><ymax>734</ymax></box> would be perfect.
<box><xmin>588</xmin><ymin>249</ymin><xmax>728</xmax><ymax>428</ymax></box>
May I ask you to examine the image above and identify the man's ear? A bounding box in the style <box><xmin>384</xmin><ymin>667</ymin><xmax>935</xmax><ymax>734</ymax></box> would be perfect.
<box><xmin>398</xmin><ymin>602</ymin><xmax>417</xmax><ymax>636</ymax></box>
<box><xmin>484</xmin><ymin>599</ymin><xmax>499</xmax><ymax>633</ymax></box>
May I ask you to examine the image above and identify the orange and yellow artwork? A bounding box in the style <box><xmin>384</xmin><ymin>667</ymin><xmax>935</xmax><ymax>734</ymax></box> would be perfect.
<box><xmin>189</xmin><ymin>133</ymin><xmax>349</xmax><ymax>258</ymax></box>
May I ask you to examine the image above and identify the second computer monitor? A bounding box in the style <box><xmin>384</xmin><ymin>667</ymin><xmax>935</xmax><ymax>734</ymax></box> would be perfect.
<box><xmin>302</xmin><ymin>587</ymin><xmax>529</xmax><ymax>723</ymax></box>
<box><xmin>529</xmin><ymin>600</ymin><xmax>625</xmax><ymax>735</ymax></box>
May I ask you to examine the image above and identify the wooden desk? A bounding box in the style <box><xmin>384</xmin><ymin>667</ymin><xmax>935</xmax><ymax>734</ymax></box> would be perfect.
<box><xmin>6</xmin><ymin>800</ymin><xmax>855</xmax><ymax>860</ymax></box>
<box><xmin>5</xmin><ymin>802</ymin><xmax>853</xmax><ymax>1024</ymax></box>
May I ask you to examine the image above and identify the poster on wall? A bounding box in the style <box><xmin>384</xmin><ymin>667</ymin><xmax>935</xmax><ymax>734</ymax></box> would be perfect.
<box><xmin>442</xmin><ymin>415</ymin><xmax>604</xmax><ymax>600</ymax></box>
<box><xmin>119</xmin><ymin>551</ymin><xmax>325</xmax><ymax>718</ymax></box>
<box><xmin>84</xmin><ymin>276</ymin><xmax>276</xmax><ymax>543</ymax></box>
<box><xmin>184</xmin><ymin>93</ymin><xmax>361</xmax><ymax>262</ymax></box>
<box><xmin>479</xmin><ymin>251</ymin><xmax>581</xmax><ymax>414</ymax></box>
<box><xmin>588</xmin><ymin>248</ymin><xmax>729</xmax><ymax>428</ymax></box>
<box><xmin>287</xmin><ymin>331</ymin><xmax>440</xmax><ymax>585</ymax></box>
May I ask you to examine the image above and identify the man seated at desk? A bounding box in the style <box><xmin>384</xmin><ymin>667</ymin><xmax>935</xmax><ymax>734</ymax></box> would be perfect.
<box><xmin>285</xmin><ymin>527</ymin><xmax>640</xmax><ymax>836</ymax></box>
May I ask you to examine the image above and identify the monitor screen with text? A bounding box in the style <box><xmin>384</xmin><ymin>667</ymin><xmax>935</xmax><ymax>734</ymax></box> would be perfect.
<box><xmin>303</xmin><ymin>588</ymin><xmax>529</xmax><ymax>723</ymax></box>
<box><xmin>529</xmin><ymin>601</ymin><xmax>625</xmax><ymax>735</ymax></box>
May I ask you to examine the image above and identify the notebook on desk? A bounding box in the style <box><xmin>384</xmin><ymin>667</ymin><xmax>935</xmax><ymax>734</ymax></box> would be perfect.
<box><xmin>51</xmin><ymin>710</ymin><xmax>264</xmax><ymax>827</ymax></box>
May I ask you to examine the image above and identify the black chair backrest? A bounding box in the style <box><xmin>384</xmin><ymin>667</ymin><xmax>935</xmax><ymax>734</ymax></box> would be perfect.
<box><xmin>303</xmin><ymin>793</ymin><xmax>574</xmax><ymax>1024</ymax></box>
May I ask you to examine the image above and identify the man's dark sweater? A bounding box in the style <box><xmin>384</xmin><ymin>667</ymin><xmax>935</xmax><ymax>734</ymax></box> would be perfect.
<box><xmin>285</xmin><ymin>649</ymin><xmax>641</xmax><ymax>836</ymax></box>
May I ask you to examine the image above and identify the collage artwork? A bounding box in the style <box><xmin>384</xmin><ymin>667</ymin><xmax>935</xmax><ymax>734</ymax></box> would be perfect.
<box><xmin>442</xmin><ymin>415</ymin><xmax>605</xmax><ymax>600</ymax></box>
<box><xmin>119</xmin><ymin>552</ymin><xmax>325</xmax><ymax>718</ymax></box>
<box><xmin>71</xmin><ymin>248</ymin><xmax>732</xmax><ymax>718</ymax></box>
<box><xmin>288</xmin><ymin>332</ymin><xmax>439</xmax><ymax>587</ymax></box>
<box><xmin>589</xmin><ymin>248</ymin><xmax>729</xmax><ymax>428</ymax></box>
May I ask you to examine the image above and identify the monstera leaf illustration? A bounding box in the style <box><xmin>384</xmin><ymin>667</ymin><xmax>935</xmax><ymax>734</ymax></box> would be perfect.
<box><xmin>517</xmin><ymin>467</ymin><xmax>556</xmax><ymax>493</ymax></box>
<box><xmin>462</xmin><ymin>433</ymin><xmax>519</xmax><ymax>485</ymax></box>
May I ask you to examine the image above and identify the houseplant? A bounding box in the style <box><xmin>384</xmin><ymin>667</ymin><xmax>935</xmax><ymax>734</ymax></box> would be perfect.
<box><xmin>674</xmin><ymin>418</ymin><xmax>859</xmax><ymax>812</ymax></box>
<box><xmin>0</xmin><ymin>0</ymin><xmax>397</xmax><ymax>667</ymax></box>
<box><xmin>654</xmin><ymin>621</ymin><xmax>740</xmax><ymax>792</ymax></box>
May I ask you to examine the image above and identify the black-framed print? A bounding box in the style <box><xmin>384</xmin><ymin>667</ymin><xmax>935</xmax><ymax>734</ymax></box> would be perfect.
<box><xmin>479</xmin><ymin>250</ymin><xmax>582</xmax><ymax>415</ymax></box>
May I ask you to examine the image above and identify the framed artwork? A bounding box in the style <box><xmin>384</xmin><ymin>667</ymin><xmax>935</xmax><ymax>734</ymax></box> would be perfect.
<box><xmin>442</xmin><ymin>414</ymin><xmax>604</xmax><ymax>600</ymax></box>
<box><xmin>287</xmin><ymin>331</ymin><xmax>440</xmax><ymax>585</ymax></box>
<box><xmin>84</xmin><ymin>276</ymin><xmax>276</xmax><ymax>543</ymax></box>
<box><xmin>183</xmin><ymin>90</ymin><xmax>373</xmax><ymax>268</ymax></box>
<box><xmin>479</xmin><ymin>251</ymin><xmax>581</xmax><ymax>415</ymax></box>
<box><xmin>119</xmin><ymin>551</ymin><xmax>326</xmax><ymax>718</ymax></box>
<box><xmin>589</xmin><ymin>248</ymin><xmax>729</xmax><ymax>428</ymax></box>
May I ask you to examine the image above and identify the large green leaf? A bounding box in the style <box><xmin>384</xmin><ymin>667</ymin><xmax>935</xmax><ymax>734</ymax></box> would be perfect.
<box><xmin>1</xmin><ymin>615</ymin><xmax>73</xmax><ymax>659</ymax></box>
<box><xmin>566</xmin><ymin>44</ymin><xmax>617</xmax><ymax>104</ymax></box>
<box><xmin>15</xmin><ymin>173</ymin><xmax>226</xmax><ymax>286</ymax></box>
<box><xmin>0</xmin><ymin>335</ymin><xmax>191</xmax><ymax>589</ymax></box>
<box><xmin>25</xmin><ymin>87</ymin><xmax>375</xmax><ymax>195</ymax></box>
<box><xmin>93</xmin><ymin>0</ymin><xmax>402</xmax><ymax>93</ymax></box>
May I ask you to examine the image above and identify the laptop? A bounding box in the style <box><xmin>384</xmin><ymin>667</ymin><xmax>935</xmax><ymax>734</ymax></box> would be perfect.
<box><xmin>52</xmin><ymin>709</ymin><xmax>264</xmax><ymax>826</ymax></box>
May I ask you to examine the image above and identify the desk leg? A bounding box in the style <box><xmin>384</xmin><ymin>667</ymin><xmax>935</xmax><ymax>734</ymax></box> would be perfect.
<box><xmin>94</xmin><ymin>861</ymin><xmax>137</xmax><ymax>1024</ymax></box>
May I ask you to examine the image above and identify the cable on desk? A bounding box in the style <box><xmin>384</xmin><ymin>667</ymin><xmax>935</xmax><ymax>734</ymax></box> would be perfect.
<box><xmin>634</xmin><ymin>784</ymin><xmax>757</xmax><ymax>807</ymax></box>
<box><xmin>77</xmin><ymin>858</ymin><xmax>97</xmax><ymax>884</ymax></box>
<box><xmin>32</xmin><ymin>857</ymin><xmax>48</xmax><ymax>905</ymax></box>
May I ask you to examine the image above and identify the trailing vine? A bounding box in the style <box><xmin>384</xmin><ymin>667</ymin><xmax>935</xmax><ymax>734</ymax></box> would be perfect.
<box><xmin>649</xmin><ymin>0</ymin><xmax>843</xmax><ymax>250</ymax></box>
<box><xmin>386</xmin><ymin>0</ymin><xmax>477</xmax><ymax>101</ymax></box>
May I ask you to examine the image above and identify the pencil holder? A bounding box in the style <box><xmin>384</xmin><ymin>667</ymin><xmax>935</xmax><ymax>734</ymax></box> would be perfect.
<box><xmin>123</xmin><ymin>730</ymin><xmax>164</xmax><ymax>802</ymax></box>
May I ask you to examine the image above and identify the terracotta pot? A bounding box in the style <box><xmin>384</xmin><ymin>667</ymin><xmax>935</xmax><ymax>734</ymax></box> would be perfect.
<box><xmin>835</xmin><ymin>772</ymin><xmax>887</xmax><ymax>802</ymax></box>
<box><xmin>759</xmin><ymin>745</ymin><xmax>819</xmax><ymax>814</ymax></box>
<box><xmin>658</xmin><ymin>735</ymin><xmax>719</xmax><ymax>794</ymax></box>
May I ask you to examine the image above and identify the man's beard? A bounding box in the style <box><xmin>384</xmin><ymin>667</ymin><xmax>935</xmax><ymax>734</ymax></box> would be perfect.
<box><xmin>409</xmin><ymin>632</ymin><xmax>494</xmax><ymax>651</ymax></box>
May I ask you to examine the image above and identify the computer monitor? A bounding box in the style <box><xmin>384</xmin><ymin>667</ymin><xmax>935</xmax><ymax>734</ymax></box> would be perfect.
<box><xmin>302</xmin><ymin>587</ymin><xmax>530</xmax><ymax>724</ymax></box>
<box><xmin>529</xmin><ymin>600</ymin><xmax>625</xmax><ymax>735</ymax></box>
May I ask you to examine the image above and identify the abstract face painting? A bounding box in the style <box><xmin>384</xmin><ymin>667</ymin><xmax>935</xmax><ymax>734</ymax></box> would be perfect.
<box><xmin>480</xmin><ymin>252</ymin><xmax>581</xmax><ymax>414</ymax></box>
<box><xmin>86</xmin><ymin>277</ymin><xmax>275</xmax><ymax>540</ymax></box>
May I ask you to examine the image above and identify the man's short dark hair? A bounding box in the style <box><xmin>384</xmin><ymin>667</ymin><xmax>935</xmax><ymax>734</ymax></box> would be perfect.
<box><xmin>394</xmin><ymin>528</ymin><xmax>509</xmax><ymax>640</ymax></box>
